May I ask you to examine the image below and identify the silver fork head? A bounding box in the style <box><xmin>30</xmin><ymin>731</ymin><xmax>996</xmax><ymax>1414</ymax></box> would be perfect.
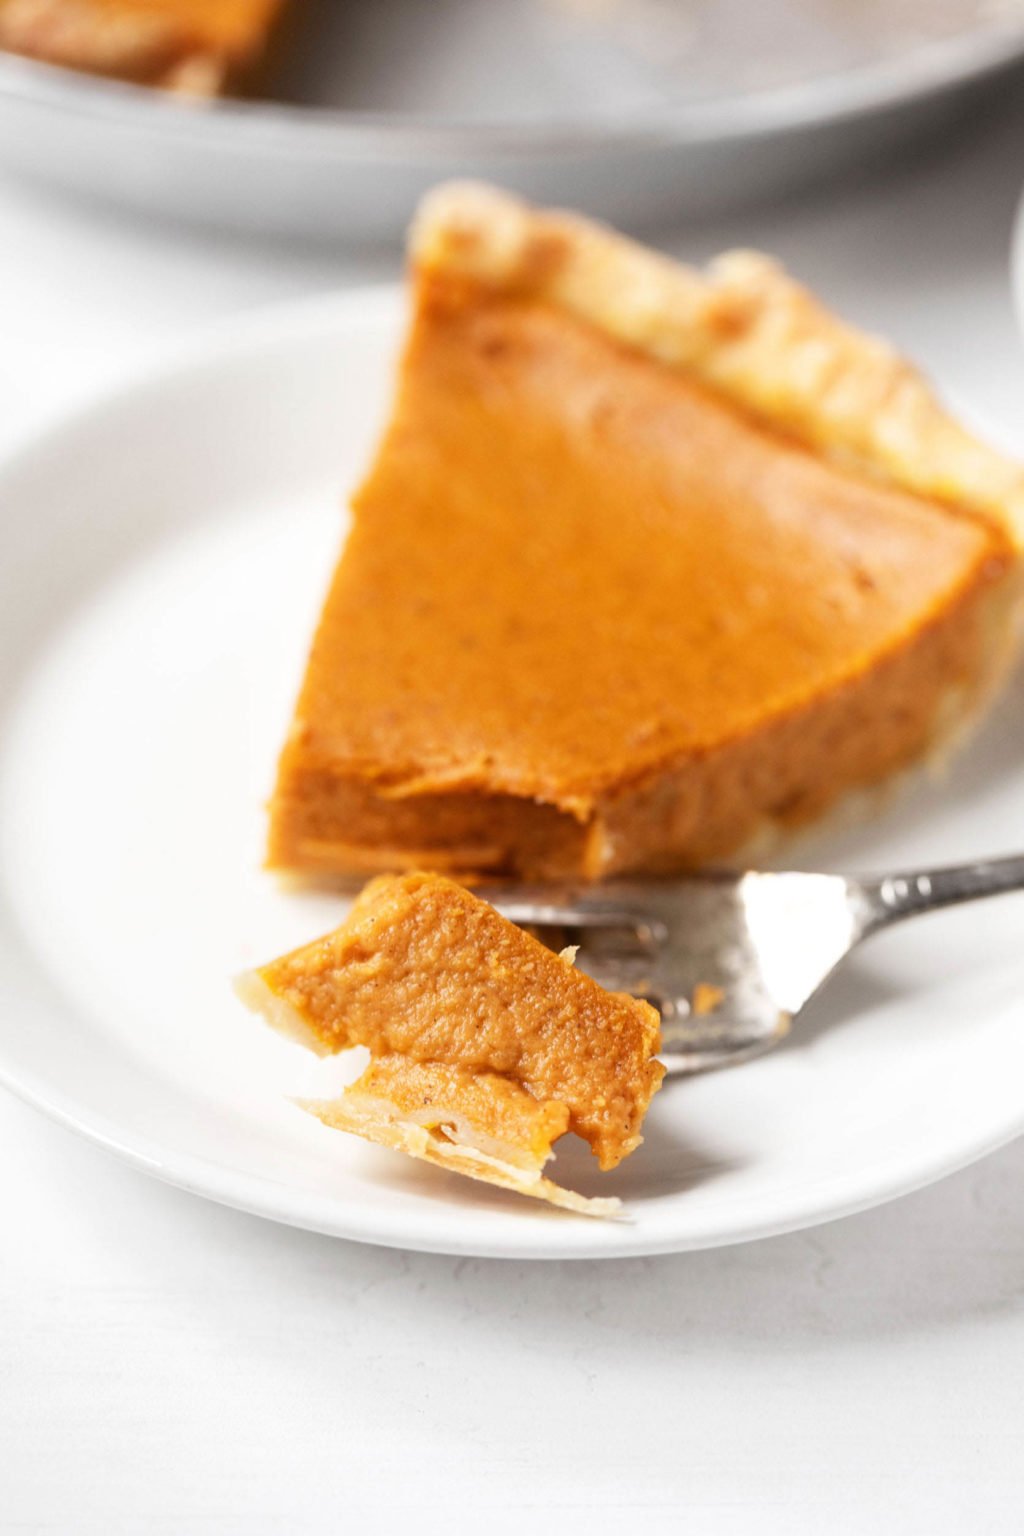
<box><xmin>487</xmin><ymin>873</ymin><xmax>871</xmax><ymax>1074</ymax></box>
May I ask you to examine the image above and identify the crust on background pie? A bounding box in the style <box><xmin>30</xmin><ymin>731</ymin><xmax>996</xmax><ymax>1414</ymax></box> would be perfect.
<box><xmin>0</xmin><ymin>0</ymin><xmax>285</xmax><ymax>94</ymax></box>
<box><xmin>412</xmin><ymin>181</ymin><xmax>1024</xmax><ymax>544</ymax></box>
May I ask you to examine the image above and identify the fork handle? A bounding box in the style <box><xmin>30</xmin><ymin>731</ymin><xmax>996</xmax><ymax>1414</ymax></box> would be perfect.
<box><xmin>856</xmin><ymin>853</ymin><xmax>1024</xmax><ymax>933</ymax></box>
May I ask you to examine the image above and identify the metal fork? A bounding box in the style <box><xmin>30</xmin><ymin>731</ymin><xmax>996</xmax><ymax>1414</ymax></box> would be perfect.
<box><xmin>486</xmin><ymin>854</ymin><xmax>1024</xmax><ymax>1074</ymax></box>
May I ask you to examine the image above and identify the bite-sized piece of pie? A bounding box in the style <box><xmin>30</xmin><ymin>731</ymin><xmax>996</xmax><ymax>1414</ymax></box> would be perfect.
<box><xmin>0</xmin><ymin>0</ymin><xmax>289</xmax><ymax>94</ymax></box>
<box><xmin>235</xmin><ymin>872</ymin><xmax>664</xmax><ymax>1215</ymax></box>
<box><xmin>268</xmin><ymin>183</ymin><xmax>1024</xmax><ymax>882</ymax></box>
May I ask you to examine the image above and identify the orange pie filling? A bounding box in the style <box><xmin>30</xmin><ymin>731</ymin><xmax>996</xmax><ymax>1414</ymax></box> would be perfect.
<box><xmin>236</xmin><ymin>872</ymin><xmax>664</xmax><ymax>1215</ymax></box>
<box><xmin>268</xmin><ymin>187</ymin><xmax>1022</xmax><ymax>881</ymax></box>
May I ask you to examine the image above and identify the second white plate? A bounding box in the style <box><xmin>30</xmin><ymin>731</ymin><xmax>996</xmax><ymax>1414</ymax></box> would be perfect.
<box><xmin>1</xmin><ymin>287</ymin><xmax>1022</xmax><ymax>1260</ymax></box>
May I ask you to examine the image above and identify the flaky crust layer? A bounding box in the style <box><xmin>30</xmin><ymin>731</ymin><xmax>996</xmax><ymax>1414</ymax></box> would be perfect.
<box><xmin>412</xmin><ymin>182</ymin><xmax>1024</xmax><ymax>544</ymax></box>
<box><xmin>304</xmin><ymin>1078</ymin><xmax>620</xmax><ymax>1220</ymax></box>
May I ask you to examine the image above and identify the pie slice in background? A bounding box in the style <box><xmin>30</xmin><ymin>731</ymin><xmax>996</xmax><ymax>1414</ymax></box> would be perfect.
<box><xmin>0</xmin><ymin>0</ymin><xmax>290</xmax><ymax>94</ymax></box>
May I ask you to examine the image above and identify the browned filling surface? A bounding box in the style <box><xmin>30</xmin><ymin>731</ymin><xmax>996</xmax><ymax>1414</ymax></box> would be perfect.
<box><xmin>0</xmin><ymin>0</ymin><xmax>288</xmax><ymax>89</ymax></box>
<box><xmin>249</xmin><ymin>872</ymin><xmax>664</xmax><ymax>1170</ymax></box>
<box><xmin>269</xmin><ymin>270</ymin><xmax>1016</xmax><ymax>878</ymax></box>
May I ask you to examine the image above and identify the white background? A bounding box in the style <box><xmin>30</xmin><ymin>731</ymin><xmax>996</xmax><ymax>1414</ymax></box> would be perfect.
<box><xmin>2</xmin><ymin>84</ymin><xmax>1024</xmax><ymax>1534</ymax></box>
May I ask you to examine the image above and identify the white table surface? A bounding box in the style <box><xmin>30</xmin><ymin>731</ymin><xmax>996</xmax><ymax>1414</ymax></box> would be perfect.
<box><xmin>3</xmin><ymin>92</ymin><xmax>1024</xmax><ymax>1536</ymax></box>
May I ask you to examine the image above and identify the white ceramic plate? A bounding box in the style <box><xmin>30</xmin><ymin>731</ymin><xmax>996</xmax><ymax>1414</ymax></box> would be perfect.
<box><xmin>1</xmin><ymin>288</ymin><xmax>1022</xmax><ymax>1260</ymax></box>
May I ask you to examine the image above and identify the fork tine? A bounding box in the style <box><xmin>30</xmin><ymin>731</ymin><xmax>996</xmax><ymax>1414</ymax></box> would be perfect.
<box><xmin>480</xmin><ymin>869</ymin><xmax>862</xmax><ymax>1076</ymax></box>
<box><xmin>490</xmin><ymin>902</ymin><xmax>643</xmax><ymax>929</ymax></box>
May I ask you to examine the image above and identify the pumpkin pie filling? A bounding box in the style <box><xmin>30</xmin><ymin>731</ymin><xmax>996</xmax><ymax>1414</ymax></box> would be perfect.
<box><xmin>236</xmin><ymin>872</ymin><xmax>664</xmax><ymax>1214</ymax></box>
<box><xmin>268</xmin><ymin>185</ymin><xmax>1022</xmax><ymax>881</ymax></box>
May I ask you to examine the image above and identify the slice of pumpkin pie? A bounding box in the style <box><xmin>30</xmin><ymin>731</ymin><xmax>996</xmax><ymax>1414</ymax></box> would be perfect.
<box><xmin>236</xmin><ymin>872</ymin><xmax>664</xmax><ymax>1215</ymax></box>
<box><xmin>268</xmin><ymin>182</ymin><xmax>1023</xmax><ymax>882</ymax></box>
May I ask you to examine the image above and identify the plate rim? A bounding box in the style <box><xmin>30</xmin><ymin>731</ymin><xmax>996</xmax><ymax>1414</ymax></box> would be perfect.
<box><xmin>3</xmin><ymin>1020</ymin><xmax>1023</xmax><ymax>1261</ymax></box>
<box><xmin>1</xmin><ymin>19</ymin><xmax>1023</xmax><ymax>156</ymax></box>
<box><xmin>0</xmin><ymin>282</ymin><xmax>1022</xmax><ymax>1261</ymax></box>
